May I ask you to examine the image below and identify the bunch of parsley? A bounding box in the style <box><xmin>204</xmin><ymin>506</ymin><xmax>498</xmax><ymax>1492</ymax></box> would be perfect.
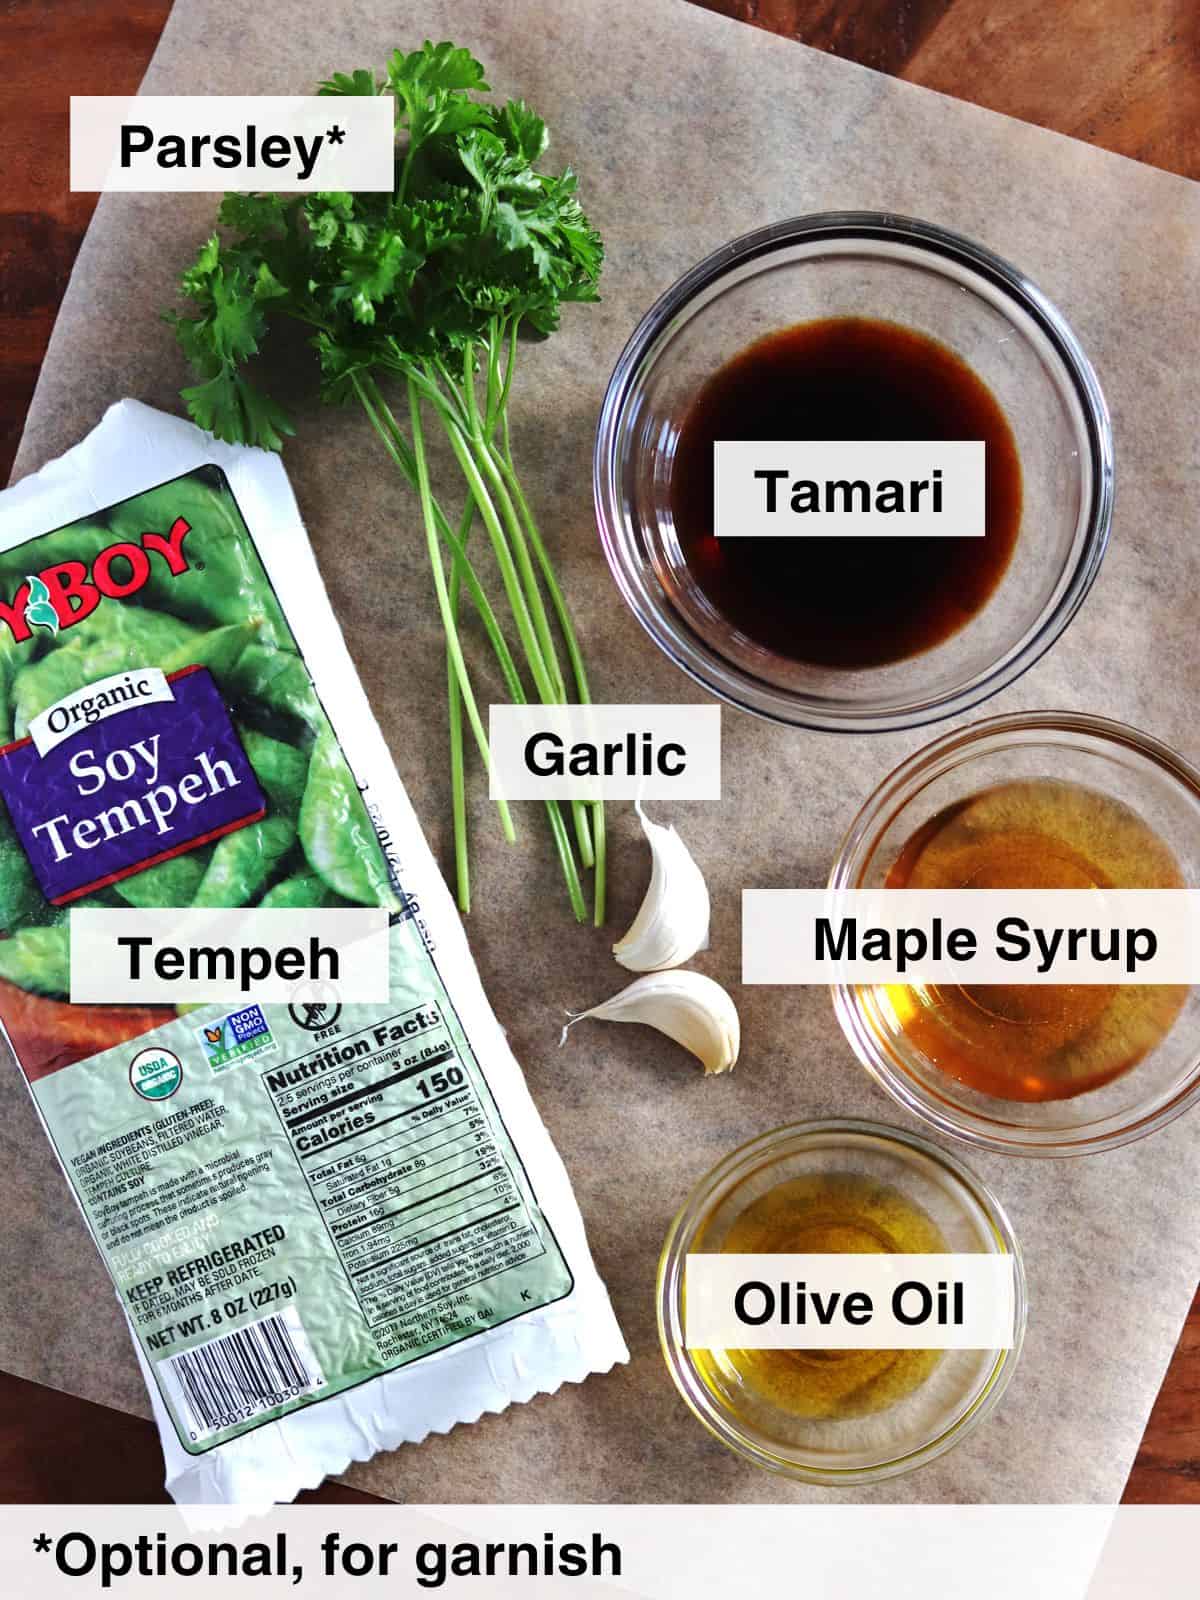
<box><xmin>169</xmin><ymin>42</ymin><xmax>605</xmax><ymax>922</ymax></box>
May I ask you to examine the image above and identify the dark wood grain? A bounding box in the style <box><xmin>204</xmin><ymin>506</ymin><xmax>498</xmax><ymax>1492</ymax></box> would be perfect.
<box><xmin>1</xmin><ymin>0</ymin><xmax>1198</xmax><ymax>1506</ymax></box>
<box><xmin>1123</xmin><ymin>1297</ymin><xmax>1200</xmax><ymax>1503</ymax></box>
<box><xmin>696</xmin><ymin>0</ymin><xmax>1200</xmax><ymax>179</ymax></box>
<box><xmin>903</xmin><ymin>0</ymin><xmax>1200</xmax><ymax>182</ymax></box>
<box><xmin>691</xmin><ymin>0</ymin><xmax>955</xmax><ymax>74</ymax></box>
<box><xmin>0</xmin><ymin>1</ymin><xmax>174</xmax><ymax>480</ymax></box>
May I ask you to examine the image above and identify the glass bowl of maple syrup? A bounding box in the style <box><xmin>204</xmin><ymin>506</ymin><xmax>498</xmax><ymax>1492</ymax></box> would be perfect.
<box><xmin>594</xmin><ymin>212</ymin><xmax>1112</xmax><ymax>731</ymax></box>
<box><xmin>831</xmin><ymin>713</ymin><xmax>1200</xmax><ymax>1156</ymax></box>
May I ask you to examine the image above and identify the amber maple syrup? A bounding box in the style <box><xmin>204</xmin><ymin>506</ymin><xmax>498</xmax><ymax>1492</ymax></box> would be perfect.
<box><xmin>881</xmin><ymin>779</ymin><xmax>1187</xmax><ymax>1101</ymax></box>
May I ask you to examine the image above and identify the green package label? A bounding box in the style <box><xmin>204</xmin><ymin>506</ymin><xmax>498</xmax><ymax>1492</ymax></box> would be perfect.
<box><xmin>34</xmin><ymin>920</ymin><xmax>572</xmax><ymax>1453</ymax></box>
<box><xmin>2</xmin><ymin>461</ymin><xmax>572</xmax><ymax>1454</ymax></box>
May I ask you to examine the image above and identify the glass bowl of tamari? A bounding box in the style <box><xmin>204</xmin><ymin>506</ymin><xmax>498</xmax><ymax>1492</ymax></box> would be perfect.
<box><xmin>657</xmin><ymin>1120</ymin><xmax>1025</xmax><ymax>1484</ymax></box>
<box><xmin>594</xmin><ymin>212</ymin><xmax>1112</xmax><ymax>731</ymax></box>
<box><xmin>831</xmin><ymin>712</ymin><xmax>1200</xmax><ymax>1155</ymax></box>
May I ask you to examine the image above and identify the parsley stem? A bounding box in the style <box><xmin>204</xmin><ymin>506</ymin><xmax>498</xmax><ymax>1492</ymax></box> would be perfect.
<box><xmin>445</xmin><ymin>499</ymin><xmax>476</xmax><ymax>917</ymax></box>
<box><xmin>446</xmin><ymin>630</ymin><xmax>469</xmax><ymax>910</ymax></box>
<box><xmin>396</xmin><ymin>135</ymin><xmax>416</xmax><ymax>209</ymax></box>
<box><xmin>418</xmin><ymin>401</ymin><xmax>587</xmax><ymax>920</ymax></box>
<box><xmin>442</xmin><ymin>485</ymin><xmax>479</xmax><ymax>913</ymax></box>
<box><xmin>383</xmin><ymin>376</ymin><xmax>516</xmax><ymax>850</ymax></box>
<box><xmin>458</xmin><ymin>338</ymin><xmax>594</xmax><ymax>874</ymax></box>
<box><xmin>439</xmin><ymin>409</ymin><xmax>559</xmax><ymax>708</ymax></box>
<box><xmin>464</xmin><ymin>354</ymin><xmax>566</xmax><ymax>702</ymax></box>
<box><xmin>362</xmin><ymin>378</ymin><xmax>527</xmax><ymax>702</ymax></box>
<box><xmin>434</xmin><ymin>487</ymin><xmax>584</xmax><ymax>922</ymax></box>
<box><xmin>361</xmin><ymin>373</ymin><xmax>586</xmax><ymax>921</ymax></box>
<box><xmin>388</xmin><ymin>384</ymin><xmax>479</xmax><ymax>905</ymax></box>
<box><xmin>438</xmin><ymin>412</ymin><xmax>598</xmax><ymax>921</ymax></box>
<box><xmin>485</xmin><ymin>320</ymin><xmax>594</xmax><ymax>880</ymax></box>
<box><xmin>438</xmin><ymin>412</ymin><xmax>594</xmax><ymax>907</ymax></box>
<box><xmin>402</xmin><ymin>353</ymin><xmax>570</xmax><ymax>719</ymax></box>
<box><xmin>359</xmin><ymin>377</ymin><xmax>507</xmax><ymax>910</ymax></box>
<box><xmin>353</xmin><ymin>383</ymin><xmax>479</xmax><ymax>918</ymax></box>
<box><xmin>431</xmin><ymin>356</ymin><xmax>472</xmax><ymax>428</ymax></box>
<box><xmin>485</xmin><ymin>317</ymin><xmax>518</xmax><ymax>433</ymax></box>
<box><xmin>494</xmin><ymin>406</ymin><xmax>607</xmax><ymax>925</ymax></box>
<box><xmin>484</xmin><ymin>317</ymin><xmax>504</xmax><ymax>420</ymax></box>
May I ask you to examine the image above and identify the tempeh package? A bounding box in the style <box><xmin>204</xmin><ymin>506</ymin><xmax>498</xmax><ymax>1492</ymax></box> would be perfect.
<box><xmin>0</xmin><ymin>399</ymin><xmax>627</xmax><ymax>1504</ymax></box>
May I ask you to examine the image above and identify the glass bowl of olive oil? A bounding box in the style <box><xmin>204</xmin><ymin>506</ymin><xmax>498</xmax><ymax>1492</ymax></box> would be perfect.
<box><xmin>832</xmin><ymin>712</ymin><xmax>1200</xmax><ymax>1155</ymax></box>
<box><xmin>657</xmin><ymin>1120</ymin><xmax>1024</xmax><ymax>1485</ymax></box>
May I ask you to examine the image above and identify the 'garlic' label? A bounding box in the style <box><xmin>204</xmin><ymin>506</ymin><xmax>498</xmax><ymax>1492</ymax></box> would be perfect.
<box><xmin>489</xmin><ymin>703</ymin><xmax>721</xmax><ymax>801</ymax></box>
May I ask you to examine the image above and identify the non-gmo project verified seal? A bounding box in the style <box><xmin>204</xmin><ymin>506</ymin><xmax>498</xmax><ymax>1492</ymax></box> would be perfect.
<box><xmin>196</xmin><ymin>1004</ymin><xmax>276</xmax><ymax>1073</ymax></box>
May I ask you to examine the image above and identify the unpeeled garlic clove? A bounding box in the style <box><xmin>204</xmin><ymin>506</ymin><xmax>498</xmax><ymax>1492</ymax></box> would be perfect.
<box><xmin>612</xmin><ymin>802</ymin><xmax>710</xmax><ymax>972</ymax></box>
<box><xmin>561</xmin><ymin>970</ymin><xmax>739</xmax><ymax>1075</ymax></box>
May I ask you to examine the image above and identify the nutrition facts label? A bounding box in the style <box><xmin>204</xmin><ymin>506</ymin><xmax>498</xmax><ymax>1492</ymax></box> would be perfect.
<box><xmin>262</xmin><ymin>1003</ymin><xmax>558</xmax><ymax>1344</ymax></box>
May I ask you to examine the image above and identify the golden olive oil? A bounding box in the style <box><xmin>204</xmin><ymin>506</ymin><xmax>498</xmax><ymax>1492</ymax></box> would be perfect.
<box><xmin>694</xmin><ymin>1172</ymin><xmax>945</xmax><ymax>1420</ymax></box>
<box><xmin>881</xmin><ymin>778</ymin><xmax>1186</xmax><ymax>1101</ymax></box>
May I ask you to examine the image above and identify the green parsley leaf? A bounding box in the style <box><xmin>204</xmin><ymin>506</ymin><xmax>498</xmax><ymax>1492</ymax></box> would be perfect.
<box><xmin>501</xmin><ymin>100</ymin><xmax>548</xmax><ymax>164</ymax></box>
<box><xmin>318</xmin><ymin>68</ymin><xmax>380</xmax><ymax>97</ymax></box>
<box><xmin>168</xmin><ymin>43</ymin><xmax>603</xmax><ymax>442</ymax></box>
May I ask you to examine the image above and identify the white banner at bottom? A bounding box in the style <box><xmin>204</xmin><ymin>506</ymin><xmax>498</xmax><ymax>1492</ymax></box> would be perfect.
<box><xmin>4</xmin><ymin>1504</ymin><xmax>1188</xmax><ymax>1598</ymax></box>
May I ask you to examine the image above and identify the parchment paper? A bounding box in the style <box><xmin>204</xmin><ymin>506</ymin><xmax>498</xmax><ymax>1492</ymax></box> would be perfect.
<box><xmin>5</xmin><ymin>0</ymin><xmax>1200</xmax><ymax>1505</ymax></box>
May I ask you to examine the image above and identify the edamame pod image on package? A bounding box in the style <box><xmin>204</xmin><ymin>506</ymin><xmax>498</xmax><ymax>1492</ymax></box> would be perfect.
<box><xmin>0</xmin><ymin>400</ymin><xmax>626</xmax><ymax>1505</ymax></box>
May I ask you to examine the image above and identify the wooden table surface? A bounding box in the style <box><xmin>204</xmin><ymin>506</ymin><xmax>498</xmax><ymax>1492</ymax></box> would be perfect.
<box><xmin>2</xmin><ymin>0</ymin><xmax>1198</xmax><ymax>1505</ymax></box>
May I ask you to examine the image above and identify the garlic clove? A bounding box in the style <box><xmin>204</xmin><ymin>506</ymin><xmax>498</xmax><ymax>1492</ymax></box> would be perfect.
<box><xmin>612</xmin><ymin>802</ymin><xmax>711</xmax><ymax>972</ymax></box>
<box><xmin>561</xmin><ymin>970</ymin><xmax>739</xmax><ymax>1075</ymax></box>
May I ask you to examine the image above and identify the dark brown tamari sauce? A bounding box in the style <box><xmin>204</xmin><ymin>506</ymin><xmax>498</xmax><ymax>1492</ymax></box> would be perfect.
<box><xmin>670</xmin><ymin>317</ymin><xmax>1023</xmax><ymax>668</ymax></box>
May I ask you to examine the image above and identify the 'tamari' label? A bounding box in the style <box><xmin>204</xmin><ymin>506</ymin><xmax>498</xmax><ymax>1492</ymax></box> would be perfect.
<box><xmin>32</xmin><ymin>925</ymin><xmax>573</xmax><ymax>1452</ymax></box>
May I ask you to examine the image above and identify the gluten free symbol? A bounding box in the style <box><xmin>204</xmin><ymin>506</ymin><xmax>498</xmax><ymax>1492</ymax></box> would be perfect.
<box><xmin>289</xmin><ymin>979</ymin><xmax>342</xmax><ymax>1033</ymax></box>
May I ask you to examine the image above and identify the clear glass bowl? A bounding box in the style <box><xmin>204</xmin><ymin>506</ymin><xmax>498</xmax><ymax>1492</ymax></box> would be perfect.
<box><xmin>594</xmin><ymin>212</ymin><xmax>1113</xmax><ymax>732</ymax></box>
<box><xmin>657</xmin><ymin>1120</ymin><xmax>1025</xmax><ymax>1484</ymax></box>
<box><xmin>831</xmin><ymin>712</ymin><xmax>1200</xmax><ymax>1155</ymax></box>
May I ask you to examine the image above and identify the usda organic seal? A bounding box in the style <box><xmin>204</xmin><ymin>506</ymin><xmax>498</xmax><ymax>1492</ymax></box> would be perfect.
<box><xmin>129</xmin><ymin>1045</ymin><xmax>183</xmax><ymax>1101</ymax></box>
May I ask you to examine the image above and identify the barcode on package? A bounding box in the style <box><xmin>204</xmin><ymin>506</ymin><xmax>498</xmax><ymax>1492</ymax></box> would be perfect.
<box><xmin>158</xmin><ymin>1307</ymin><xmax>325</xmax><ymax>1440</ymax></box>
